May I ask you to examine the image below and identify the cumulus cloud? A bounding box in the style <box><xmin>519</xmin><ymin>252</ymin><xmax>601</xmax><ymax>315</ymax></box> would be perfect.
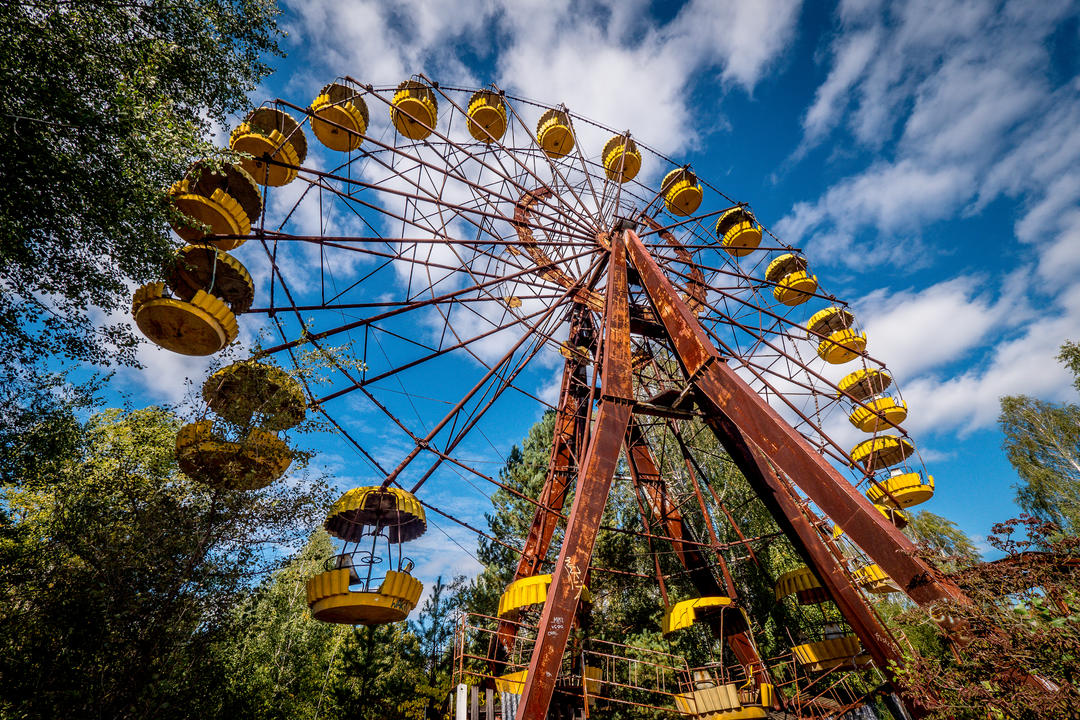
<box><xmin>783</xmin><ymin>0</ymin><xmax>1080</xmax><ymax>259</ymax></box>
<box><xmin>777</xmin><ymin>0</ymin><xmax>1080</xmax><ymax>441</ymax></box>
<box><xmin>281</xmin><ymin>0</ymin><xmax>802</xmax><ymax>156</ymax></box>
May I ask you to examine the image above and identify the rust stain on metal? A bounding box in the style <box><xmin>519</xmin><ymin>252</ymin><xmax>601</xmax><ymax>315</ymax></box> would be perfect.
<box><xmin>517</xmin><ymin>232</ymin><xmax>634</xmax><ymax>720</ymax></box>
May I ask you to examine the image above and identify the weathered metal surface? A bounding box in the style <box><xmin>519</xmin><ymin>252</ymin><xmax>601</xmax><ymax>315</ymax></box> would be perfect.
<box><xmin>707</xmin><ymin>410</ymin><xmax>903</xmax><ymax>671</ymax></box>
<box><xmin>624</xmin><ymin>229</ymin><xmax>967</xmax><ymax>614</ymax></box>
<box><xmin>492</xmin><ymin>309</ymin><xmax>593</xmax><ymax>657</ymax></box>
<box><xmin>626</xmin><ymin>421</ymin><xmax>715</xmax><ymax>587</ymax></box>
<box><xmin>517</xmin><ymin>233</ymin><xmax>634</xmax><ymax>720</ymax></box>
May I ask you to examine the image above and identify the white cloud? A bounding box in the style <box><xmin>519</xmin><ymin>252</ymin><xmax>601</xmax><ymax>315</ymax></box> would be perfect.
<box><xmin>281</xmin><ymin>0</ymin><xmax>803</xmax><ymax>158</ymax></box>
<box><xmin>773</xmin><ymin>1</ymin><xmax>1080</xmax><ymax>442</ymax></box>
<box><xmin>801</xmin><ymin>28</ymin><xmax>879</xmax><ymax>147</ymax></box>
<box><xmin>849</xmin><ymin>279</ymin><xmax>1080</xmax><ymax>440</ymax></box>
<box><xmin>783</xmin><ymin>0</ymin><xmax>1080</xmax><ymax>266</ymax></box>
<box><xmin>855</xmin><ymin>275</ymin><xmax>1030</xmax><ymax>379</ymax></box>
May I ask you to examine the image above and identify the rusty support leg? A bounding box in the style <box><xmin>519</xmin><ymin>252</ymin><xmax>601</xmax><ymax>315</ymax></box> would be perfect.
<box><xmin>517</xmin><ymin>234</ymin><xmax>634</xmax><ymax>720</ymax></box>
<box><xmin>491</xmin><ymin>310</ymin><xmax>592</xmax><ymax>660</ymax></box>
<box><xmin>707</xmin><ymin>412</ymin><xmax>902</xmax><ymax>670</ymax></box>
<box><xmin>623</xmin><ymin>229</ymin><xmax>953</xmax><ymax>717</ymax></box>
<box><xmin>624</xmin><ymin>229</ymin><xmax>967</xmax><ymax>613</ymax></box>
<box><xmin>512</xmin><ymin>308</ymin><xmax>593</xmax><ymax>580</ymax></box>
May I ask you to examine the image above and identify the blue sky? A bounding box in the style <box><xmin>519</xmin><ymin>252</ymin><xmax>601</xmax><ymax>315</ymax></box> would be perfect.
<box><xmin>111</xmin><ymin>0</ymin><xmax>1080</xmax><ymax>583</ymax></box>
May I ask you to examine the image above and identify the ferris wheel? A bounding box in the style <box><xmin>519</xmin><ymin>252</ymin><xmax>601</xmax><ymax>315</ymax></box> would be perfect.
<box><xmin>131</xmin><ymin>76</ymin><xmax>966</xmax><ymax>719</ymax></box>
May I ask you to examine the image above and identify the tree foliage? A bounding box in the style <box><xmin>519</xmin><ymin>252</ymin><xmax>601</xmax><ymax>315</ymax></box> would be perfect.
<box><xmin>1001</xmin><ymin>341</ymin><xmax>1080</xmax><ymax>533</ymax></box>
<box><xmin>215</xmin><ymin>530</ymin><xmax>349</xmax><ymax>720</ymax></box>
<box><xmin>908</xmin><ymin>509</ymin><xmax>981</xmax><ymax>572</ymax></box>
<box><xmin>893</xmin><ymin>516</ymin><xmax>1080</xmax><ymax>719</ymax></box>
<box><xmin>0</xmin><ymin>405</ymin><xmax>330</xmax><ymax>719</ymax></box>
<box><xmin>0</xmin><ymin>0</ymin><xmax>281</xmax><ymax>385</ymax></box>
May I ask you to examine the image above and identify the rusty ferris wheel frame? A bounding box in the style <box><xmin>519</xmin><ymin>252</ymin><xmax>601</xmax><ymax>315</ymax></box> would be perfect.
<box><xmin>234</xmin><ymin>75</ymin><xmax>970</xmax><ymax>718</ymax></box>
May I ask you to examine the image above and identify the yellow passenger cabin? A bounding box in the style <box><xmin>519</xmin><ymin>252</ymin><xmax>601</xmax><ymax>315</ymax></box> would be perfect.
<box><xmin>715</xmin><ymin>207</ymin><xmax>762</xmax><ymax>257</ymax></box>
<box><xmin>848</xmin><ymin>395</ymin><xmax>908</xmax><ymax>432</ymax></box>
<box><xmin>167</xmin><ymin>245</ymin><xmax>254</xmax><ymax>315</ymax></box>
<box><xmin>202</xmin><ymin>360</ymin><xmax>306</xmax><ymax>431</ymax></box>
<box><xmin>391</xmin><ymin>79</ymin><xmax>439</xmax><ymax>140</ymax></box>
<box><xmin>498</xmin><ymin>573</ymin><xmax>593</xmax><ymax>620</ymax></box>
<box><xmin>875</xmin><ymin>503</ymin><xmax>910</xmax><ymax>529</ymax></box>
<box><xmin>168</xmin><ymin>161</ymin><xmax>260</xmax><ymax>248</ymax></box>
<box><xmin>806</xmin><ymin>306</ymin><xmax>866</xmax><ymax>364</ymax></box>
<box><xmin>850</xmin><ymin>435</ymin><xmax>915</xmax><ymax>472</ymax></box>
<box><xmin>853</xmin><ymin>564</ymin><xmax>899</xmax><ymax>594</ymax></box>
<box><xmin>791</xmin><ymin>635</ymin><xmax>871</xmax><ymax>672</ymax></box>
<box><xmin>865</xmin><ymin>470</ymin><xmax>935</xmax><ymax>509</ymax></box>
<box><xmin>661</xmin><ymin>168</ymin><xmax>703</xmax><ymax>216</ymax></box>
<box><xmin>837</xmin><ymin>368</ymin><xmax>892</xmax><ymax>403</ymax></box>
<box><xmin>308</xmin><ymin>486</ymin><xmax>427</xmax><ymax>625</ymax></box>
<box><xmin>132</xmin><ymin>282</ymin><xmax>237</xmax><ymax>356</ymax></box>
<box><xmin>537</xmin><ymin>108</ymin><xmax>574</xmax><ymax>157</ymax></box>
<box><xmin>674</xmin><ymin>675</ymin><xmax>772</xmax><ymax>720</ymax></box>
<box><xmin>662</xmin><ymin>597</ymin><xmax>751</xmax><ymax>636</ymax></box>
<box><xmin>466</xmin><ymin>90</ymin><xmax>507</xmax><ymax>143</ymax></box>
<box><xmin>602</xmin><ymin>134</ymin><xmax>642</xmax><ymax>183</ymax></box>
<box><xmin>311</xmin><ymin>82</ymin><xmax>369</xmax><ymax>152</ymax></box>
<box><xmin>774</xmin><ymin>566</ymin><xmax>829</xmax><ymax>605</ymax></box>
<box><xmin>175</xmin><ymin>420</ymin><xmax>292</xmax><ymax>489</ymax></box>
<box><xmin>230</xmin><ymin>107</ymin><xmax>307</xmax><ymax>187</ymax></box>
<box><xmin>764</xmin><ymin>253</ymin><xmax>818</xmax><ymax>305</ymax></box>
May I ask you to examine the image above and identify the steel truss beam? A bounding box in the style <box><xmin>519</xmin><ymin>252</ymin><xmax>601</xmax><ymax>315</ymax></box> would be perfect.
<box><xmin>517</xmin><ymin>234</ymin><xmax>634</xmax><ymax>720</ymax></box>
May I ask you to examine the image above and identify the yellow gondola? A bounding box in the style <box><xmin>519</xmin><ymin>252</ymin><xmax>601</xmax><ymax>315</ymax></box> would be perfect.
<box><xmin>466</xmin><ymin>90</ymin><xmax>507</xmax><ymax>143</ymax></box>
<box><xmin>498</xmin><ymin>573</ymin><xmax>593</xmax><ymax>620</ymax></box>
<box><xmin>807</xmin><ymin>306</ymin><xmax>866</xmax><ymax>364</ymax></box>
<box><xmin>837</xmin><ymin>368</ymin><xmax>892</xmax><ymax>402</ymax></box>
<box><xmin>791</xmin><ymin>635</ymin><xmax>871</xmax><ymax>672</ymax></box>
<box><xmin>853</xmin><ymin>564</ymin><xmax>899</xmax><ymax>594</ymax></box>
<box><xmin>875</xmin><ymin>503</ymin><xmax>910</xmax><ymax>529</ymax></box>
<box><xmin>132</xmin><ymin>282</ymin><xmax>237</xmax><ymax>356</ymax></box>
<box><xmin>202</xmin><ymin>360</ymin><xmax>306</xmax><ymax>431</ymax></box>
<box><xmin>662</xmin><ymin>597</ymin><xmax>751</xmax><ymax>635</ymax></box>
<box><xmin>661</xmin><ymin>168</ymin><xmax>703</xmax><ymax>216</ymax></box>
<box><xmin>311</xmin><ymin>82</ymin><xmax>369</xmax><ymax>152</ymax></box>
<box><xmin>168</xmin><ymin>162</ymin><xmax>260</xmax><ymax>249</ymax></box>
<box><xmin>715</xmin><ymin>207</ymin><xmax>761</xmax><ymax>257</ymax></box>
<box><xmin>774</xmin><ymin>566</ymin><xmax>829</xmax><ymax>605</ymax></box>
<box><xmin>602</xmin><ymin>135</ymin><xmax>641</xmax><ymax>183</ymax></box>
<box><xmin>230</xmin><ymin>107</ymin><xmax>307</xmax><ymax>187</ymax></box>
<box><xmin>391</xmin><ymin>80</ymin><xmax>438</xmax><ymax>140</ymax></box>
<box><xmin>308</xmin><ymin>486</ymin><xmax>427</xmax><ymax>625</ymax></box>
<box><xmin>537</xmin><ymin>108</ymin><xmax>574</xmax><ymax>157</ymax></box>
<box><xmin>764</xmin><ymin>253</ymin><xmax>818</xmax><ymax>305</ymax></box>
<box><xmin>495</xmin><ymin>667</ymin><xmax>602</xmax><ymax>697</ymax></box>
<box><xmin>866</xmin><ymin>471</ymin><xmax>935</xmax><ymax>508</ymax></box>
<box><xmin>175</xmin><ymin>420</ymin><xmax>293</xmax><ymax>489</ymax></box>
<box><xmin>167</xmin><ymin>245</ymin><xmax>254</xmax><ymax>314</ymax></box>
<box><xmin>848</xmin><ymin>395</ymin><xmax>908</xmax><ymax>432</ymax></box>
<box><xmin>850</xmin><ymin>435</ymin><xmax>915</xmax><ymax>471</ymax></box>
<box><xmin>675</xmin><ymin>675</ymin><xmax>771</xmax><ymax>720</ymax></box>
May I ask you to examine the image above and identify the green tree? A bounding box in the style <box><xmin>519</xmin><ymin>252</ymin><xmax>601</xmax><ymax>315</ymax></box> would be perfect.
<box><xmin>0</xmin><ymin>405</ymin><xmax>330</xmax><ymax>720</ymax></box>
<box><xmin>215</xmin><ymin>530</ymin><xmax>349</xmax><ymax>720</ymax></box>
<box><xmin>908</xmin><ymin>510</ymin><xmax>981</xmax><ymax>571</ymax></box>
<box><xmin>412</xmin><ymin>575</ymin><xmax>467</xmax><ymax>719</ymax></box>
<box><xmin>0</xmin><ymin>0</ymin><xmax>281</xmax><ymax>387</ymax></box>
<box><xmin>1000</xmin><ymin>341</ymin><xmax>1080</xmax><ymax>533</ymax></box>
<box><xmin>335</xmin><ymin>624</ymin><xmax>428</xmax><ymax>720</ymax></box>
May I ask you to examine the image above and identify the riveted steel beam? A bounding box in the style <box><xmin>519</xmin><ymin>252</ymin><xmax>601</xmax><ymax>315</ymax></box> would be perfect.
<box><xmin>517</xmin><ymin>233</ymin><xmax>634</xmax><ymax>720</ymax></box>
